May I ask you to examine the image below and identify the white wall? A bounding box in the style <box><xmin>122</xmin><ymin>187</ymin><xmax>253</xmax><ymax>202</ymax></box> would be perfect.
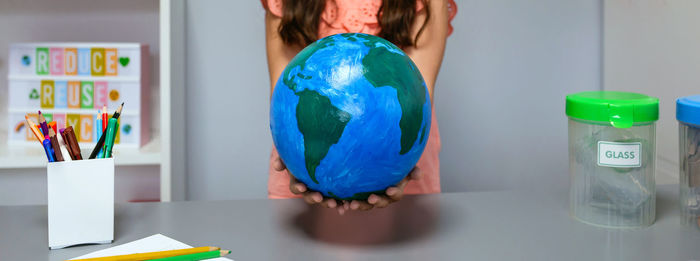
<box><xmin>184</xmin><ymin>0</ymin><xmax>602</xmax><ymax>200</ymax></box>
<box><xmin>604</xmin><ymin>0</ymin><xmax>700</xmax><ymax>185</ymax></box>
<box><xmin>435</xmin><ymin>0</ymin><xmax>601</xmax><ymax>192</ymax></box>
<box><xmin>184</xmin><ymin>0</ymin><xmax>271</xmax><ymax>200</ymax></box>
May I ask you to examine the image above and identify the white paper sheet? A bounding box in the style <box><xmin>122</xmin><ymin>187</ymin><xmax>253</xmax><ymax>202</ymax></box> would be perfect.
<box><xmin>70</xmin><ymin>234</ymin><xmax>233</xmax><ymax>260</ymax></box>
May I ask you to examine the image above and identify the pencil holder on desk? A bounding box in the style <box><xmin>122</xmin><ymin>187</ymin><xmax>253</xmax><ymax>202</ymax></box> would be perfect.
<box><xmin>47</xmin><ymin>158</ymin><xmax>114</xmax><ymax>249</ymax></box>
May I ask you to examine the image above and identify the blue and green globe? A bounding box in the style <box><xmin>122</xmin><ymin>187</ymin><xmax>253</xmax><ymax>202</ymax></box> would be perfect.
<box><xmin>270</xmin><ymin>33</ymin><xmax>431</xmax><ymax>200</ymax></box>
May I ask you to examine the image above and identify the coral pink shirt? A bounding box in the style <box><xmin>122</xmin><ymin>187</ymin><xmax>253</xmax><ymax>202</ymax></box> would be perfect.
<box><xmin>263</xmin><ymin>0</ymin><xmax>456</xmax><ymax>199</ymax></box>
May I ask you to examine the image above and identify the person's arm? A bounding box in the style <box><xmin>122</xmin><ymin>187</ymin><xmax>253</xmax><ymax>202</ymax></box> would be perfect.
<box><xmin>265</xmin><ymin>12</ymin><xmax>300</xmax><ymax>94</ymax></box>
<box><xmin>404</xmin><ymin>0</ymin><xmax>450</xmax><ymax>102</ymax></box>
<box><xmin>265</xmin><ymin>10</ymin><xmax>341</xmax><ymax>210</ymax></box>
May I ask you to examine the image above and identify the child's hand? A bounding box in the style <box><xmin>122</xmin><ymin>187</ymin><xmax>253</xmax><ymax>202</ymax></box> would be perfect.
<box><xmin>273</xmin><ymin>156</ymin><xmax>421</xmax><ymax>214</ymax></box>
<box><xmin>348</xmin><ymin>167</ymin><xmax>422</xmax><ymax>211</ymax></box>
<box><xmin>273</xmin><ymin>157</ymin><xmax>342</xmax><ymax>212</ymax></box>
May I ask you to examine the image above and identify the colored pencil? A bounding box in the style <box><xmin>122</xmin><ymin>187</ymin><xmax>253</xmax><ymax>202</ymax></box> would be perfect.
<box><xmin>58</xmin><ymin>128</ymin><xmax>75</xmax><ymax>160</ymax></box>
<box><xmin>149</xmin><ymin>250</ymin><xmax>231</xmax><ymax>261</ymax></box>
<box><xmin>42</xmin><ymin>139</ymin><xmax>55</xmax><ymax>162</ymax></box>
<box><xmin>102</xmin><ymin>105</ymin><xmax>108</xmax><ymax>131</ymax></box>
<box><xmin>48</xmin><ymin>128</ymin><xmax>64</xmax><ymax>162</ymax></box>
<box><xmin>64</xmin><ymin>126</ymin><xmax>82</xmax><ymax>160</ymax></box>
<box><xmin>49</xmin><ymin>121</ymin><xmax>57</xmax><ymax>134</ymax></box>
<box><xmin>69</xmin><ymin>246</ymin><xmax>220</xmax><ymax>261</ymax></box>
<box><xmin>96</xmin><ymin>113</ymin><xmax>103</xmax><ymax>139</ymax></box>
<box><xmin>114</xmin><ymin>102</ymin><xmax>123</xmax><ymax>118</ymax></box>
<box><xmin>24</xmin><ymin>116</ymin><xmax>44</xmax><ymax>144</ymax></box>
<box><xmin>38</xmin><ymin>111</ymin><xmax>49</xmax><ymax>139</ymax></box>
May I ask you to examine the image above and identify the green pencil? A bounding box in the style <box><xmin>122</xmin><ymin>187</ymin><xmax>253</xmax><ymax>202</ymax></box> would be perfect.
<box><xmin>148</xmin><ymin>250</ymin><xmax>231</xmax><ymax>261</ymax></box>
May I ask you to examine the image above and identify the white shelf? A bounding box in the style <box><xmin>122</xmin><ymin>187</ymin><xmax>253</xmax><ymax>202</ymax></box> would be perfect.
<box><xmin>0</xmin><ymin>130</ymin><xmax>161</xmax><ymax>169</ymax></box>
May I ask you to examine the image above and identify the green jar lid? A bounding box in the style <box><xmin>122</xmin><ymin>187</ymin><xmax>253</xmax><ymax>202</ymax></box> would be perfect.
<box><xmin>566</xmin><ymin>91</ymin><xmax>659</xmax><ymax>128</ymax></box>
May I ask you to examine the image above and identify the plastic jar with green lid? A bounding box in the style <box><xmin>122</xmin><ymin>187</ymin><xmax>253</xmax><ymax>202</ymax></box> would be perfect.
<box><xmin>566</xmin><ymin>91</ymin><xmax>659</xmax><ymax>228</ymax></box>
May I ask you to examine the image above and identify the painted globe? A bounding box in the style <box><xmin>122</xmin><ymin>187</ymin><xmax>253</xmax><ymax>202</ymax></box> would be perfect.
<box><xmin>270</xmin><ymin>33</ymin><xmax>431</xmax><ymax>200</ymax></box>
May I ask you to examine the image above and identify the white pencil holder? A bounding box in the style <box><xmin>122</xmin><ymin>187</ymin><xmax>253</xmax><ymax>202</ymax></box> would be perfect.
<box><xmin>47</xmin><ymin>158</ymin><xmax>114</xmax><ymax>249</ymax></box>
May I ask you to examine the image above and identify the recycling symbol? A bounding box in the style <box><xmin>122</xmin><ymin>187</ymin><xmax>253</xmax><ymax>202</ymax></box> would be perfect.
<box><xmin>29</xmin><ymin>89</ymin><xmax>39</xmax><ymax>99</ymax></box>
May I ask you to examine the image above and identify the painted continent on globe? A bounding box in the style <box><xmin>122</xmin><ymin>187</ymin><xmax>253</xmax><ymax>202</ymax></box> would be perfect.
<box><xmin>270</xmin><ymin>33</ymin><xmax>431</xmax><ymax>200</ymax></box>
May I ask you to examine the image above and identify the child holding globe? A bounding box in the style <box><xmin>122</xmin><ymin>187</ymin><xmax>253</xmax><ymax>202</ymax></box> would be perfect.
<box><xmin>263</xmin><ymin>0</ymin><xmax>456</xmax><ymax>213</ymax></box>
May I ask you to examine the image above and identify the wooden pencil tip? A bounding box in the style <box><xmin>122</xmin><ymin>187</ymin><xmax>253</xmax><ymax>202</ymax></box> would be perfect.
<box><xmin>116</xmin><ymin>102</ymin><xmax>124</xmax><ymax>114</ymax></box>
<box><xmin>220</xmin><ymin>250</ymin><xmax>231</xmax><ymax>256</ymax></box>
<box><xmin>209</xmin><ymin>246</ymin><xmax>220</xmax><ymax>251</ymax></box>
<box><xmin>49</xmin><ymin>128</ymin><xmax>56</xmax><ymax>136</ymax></box>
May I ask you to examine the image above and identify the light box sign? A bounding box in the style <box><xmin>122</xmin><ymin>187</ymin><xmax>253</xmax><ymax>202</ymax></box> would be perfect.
<box><xmin>7</xmin><ymin>43</ymin><xmax>149</xmax><ymax>147</ymax></box>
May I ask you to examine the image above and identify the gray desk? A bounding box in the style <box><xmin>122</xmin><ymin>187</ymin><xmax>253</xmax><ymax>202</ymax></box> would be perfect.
<box><xmin>1</xmin><ymin>185</ymin><xmax>699</xmax><ymax>261</ymax></box>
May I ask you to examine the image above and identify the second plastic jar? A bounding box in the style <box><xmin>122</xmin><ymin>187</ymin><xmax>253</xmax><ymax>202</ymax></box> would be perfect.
<box><xmin>566</xmin><ymin>91</ymin><xmax>659</xmax><ymax>228</ymax></box>
<box><xmin>677</xmin><ymin>95</ymin><xmax>700</xmax><ymax>229</ymax></box>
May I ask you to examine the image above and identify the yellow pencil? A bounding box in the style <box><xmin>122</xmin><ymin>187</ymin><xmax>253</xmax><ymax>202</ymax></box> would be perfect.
<box><xmin>69</xmin><ymin>246</ymin><xmax>220</xmax><ymax>261</ymax></box>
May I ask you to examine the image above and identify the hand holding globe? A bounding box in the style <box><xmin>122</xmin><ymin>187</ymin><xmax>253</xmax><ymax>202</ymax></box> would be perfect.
<box><xmin>273</xmin><ymin>155</ymin><xmax>422</xmax><ymax>213</ymax></box>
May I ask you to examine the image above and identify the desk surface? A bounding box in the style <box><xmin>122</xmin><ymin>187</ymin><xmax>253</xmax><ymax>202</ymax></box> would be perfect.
<box><xmin>1</xmin><ymin>185</ymin><xmax>699</xmax><ymax>261</ymax></box>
